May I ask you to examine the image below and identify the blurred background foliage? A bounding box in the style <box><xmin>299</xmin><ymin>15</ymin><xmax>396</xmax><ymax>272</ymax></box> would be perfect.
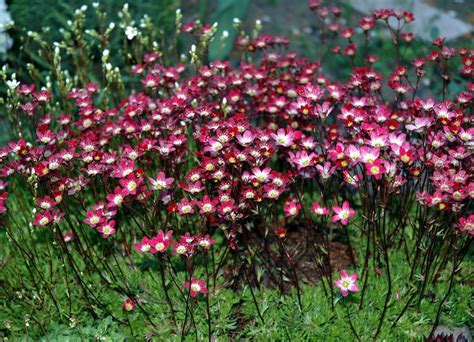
<box><xmin>6</xmin><ymin>0</ymin><xmax>179</xmax><ymax>79</ymax></box>
<box><xmin>8</xmin><ymin>0</ymin><xmax>178</xmax><ymax>41</ymax></box>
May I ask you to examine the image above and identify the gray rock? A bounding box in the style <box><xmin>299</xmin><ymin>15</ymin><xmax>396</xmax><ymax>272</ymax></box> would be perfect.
<box><xmin>432</xmin><ymin>325</ymin><xmax>472</xmax><ymax>342</ymax></box>
<box><xmin>347</xmin><ymin>0</ymin><xmax>473</xmax><ymax>41</ymax></box>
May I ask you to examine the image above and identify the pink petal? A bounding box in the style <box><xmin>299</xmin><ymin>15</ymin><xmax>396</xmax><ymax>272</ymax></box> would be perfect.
<box><xmin>340</xmin><ymin>270</ymin><xmax>348</xmax><ymax>278</ymax></box>
<box><xmin>349</xmin><ymin>284</ymin><xmax>359</xmax><ymax>292</ymax></box>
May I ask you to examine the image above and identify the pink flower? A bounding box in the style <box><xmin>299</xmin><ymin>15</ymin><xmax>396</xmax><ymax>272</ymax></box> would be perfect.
<box><xmin>106</xmin><ymin>187</ymin><xmax>126</xmax><ymax>208</ymax></box>
<box><xmin>236</xmin><ymin>130</ymin><xmax>255</xmax><ymax>146</ymax></box>
<box><xmin>83</xmin><ymin>209</ymin><xmax>104</xmax><ymax>227</ymax></box>
<box><xmin>150</xmin><ymin>230</ymin><xmax>173</xmax><ymax>253</ymax></box>
<box><xmin>33</xmin><ymin>210</ymin><xmax>53</xmax><ymax>226</ymax></box>
<box><xmin>36</xmin><ymin>196</ymin><xmax>56</xmax><ymax>210</ymax></box>
<box><xmin>119</xmin><ymin>174</ymin><xmax>142</xmax><ymax>196</ymax></box>
<box><xmin>111</xmin><ymin>159</ymin><xmax>135</xmax><ymax>178</ymax></box>
<box><xmin>134</xmin><ymin>236</ymin><xmax>153</xmax><ymax>253</ymax></box>
<box><xmin>251</xmin><ymin>167</ymin><xmax>272</xmax><ymax>183</ymax></box>
<box><xmin>176</xmin><ymin>198</ymin><xmax>195</xmax><ymax>215</ymax></box>
<box><xmin>458</xmin><ymin>215</ymin><xmax>474</xmax><ymax>235</ymax></box>
<box><xmin>217</xmin><ymin>199</ymin><xmax>236</xmax><ymax>216</ymax></box>
<box><xmin>197</xmin><ymin>234</ymin><xmax>215</xmax><ymax>250</ymax></box>
<box><xmin>365</xmin><ymin>159</ymin><xmax>386</xmax><ymax>179</ymax></box>
<box><xmin>334</xmin><ymin>269</ymin><xmax>359</xmax><ymax>297</ymax></box>
<box><xmin>316</xmin><ymin>162</ymin><xmax>336</xmax><ymax>179</ymax></box>
<box><xmin>406</xmin><ymin>117</ymin><xmax>432</xmax><ymax>132</ymax></box>
<box><xmin>311</xmin><ymin>202</ymin><xmax>330</xmax><ymax>215</ymax></box>
<box><xmin>196</xmin><ymin>195</ymin><xmax>218</xmax><ymax>214</ymax></box>
<box><xmin>149</xmin><ymin>172</ymin><xmax>174</xmax><ymax>191</ymax></box>
<box><xmin>172</xmin><ymin>235</ymin><xmax>196</xmax><ymax>257</ymax></box>
<box><xmin>183</xmin><ymin>278</ymin><xmax>208</xmax><ymax>297</ymax></box>
<box><xmin>331</xmin><ymin>201</ymin><xmax>355</xmax><ymax>225</ymax></box>
<box><xmin>271</xmin><ymin>128</ymin><xmax>300</xmax><ymax>147</ymax></box>
<box><xmin>97</xmin><ymin>220</ymin><xmax>116</xmax><ymax>238</ymax></box>
<box><xmin>289</xmin><ymin>151</ymin><xmax>317</xmax><ymax>170</ymax></box>
<box><xmin>263</xmin><ymin>184</ymin><xmax>282</xmax><ymax>200</ymax></box>
<box><xmin>284</xmin><ymin>201</ymin><xmax>301</xmax><ymax>217</ymax></box>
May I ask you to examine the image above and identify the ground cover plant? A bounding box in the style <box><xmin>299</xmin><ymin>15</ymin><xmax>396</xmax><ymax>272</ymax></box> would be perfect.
<box><xmin>0</xmin><ymin>1</ymin><xmax>473</xmax><ymax>340</ymax></box>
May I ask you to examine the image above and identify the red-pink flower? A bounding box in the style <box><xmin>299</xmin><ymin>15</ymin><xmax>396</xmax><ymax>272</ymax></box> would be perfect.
<box><xmin>183</xmin><ymin>278</ymin><xmax>208</xmax><ymax>297</ymax></box>
<box><xmin>149</xmin><ymin>172</ymin><xmax>174</xmax><ymax>191</ymax></box>
<box><xmin>122</xmin><ymin>298</ymin><xmax>135</xmax><ymax>312</ymax></box>
<box><xmin>134</xmin><ymin>236</ymin><xmax>153</xmax><ymax>253</ymax></box>
<box><xmin>150</xmin><ymin>230</ymin><xmax>173</xmax><ymax>253</ymax></box>
<box><xmin>271</xmin><ymin>127</ymin><xmax>300</xmax><ymax>147</ymax></box>
<box><xmin>97</xmin><ymin>220</ymin><xmax>116</xmax><ymax>238</ymax></box>
<box><xmin>119</xmin><ymin>174</ymin><xmax>142</xmax><ymax>196</ymax></box>
<box><xmin>311</xmin><ymin>202</ymin><xmax>330</xmax><ymax>215</ymax></box>
<box><xmin>176</xmin><ymin>198</ymin><xmax>195</xmax><ymax>215</ymax></box>
<box><xmin>196</xmin><ymin>195</ymin><xmax>218</xmax><ymax>215</ymax></box>
<box><xmin>331</xmin><ymin>201</ymin><xmax>355</xmax><ymax>225</ymax></box>
<box><xmin>252</xmin><ymin>167</ymin><xmax>272</xmax><ymax>183</ymax></box>
<box><xmin>334</xmin><ymin>269</ymin><xmax>359</xmax><ymax>297</ymax></box>
<box><xmin>365</xmin><ymin>159</ymin><xmax>386</xmax><ymax>179</ymax></box>
<box><xmin>33</xmin><ymin>210</ymin><xmax>53</xmax><ymax>226</ymax></box>
<box><xmin>458</xmin><ymin>215</ymin><xmax>474</xmax><ymax>235</ymax></box>
<box><xmin>197</xmin><ymin>234</ymin><xmax>215</xmax><ymax>250</ymax></box>
<box><xmin>83</xmin><ymin>209</ymin><xmax>104</xmax><ymax>227</ymax></box>
<box><xmin>63</xmin><ymin>230</ymin><xmax>74</xmax><ymax>242</ymax></box>
<box><xmin>284</xmin><ymin>201</ymin><xmax>301</xmax><ymax>217</ymax></box>
<box><xmin>106</xmin><ymin>187</ymin><xmax>125</xmax><ymax>208</ymax></box>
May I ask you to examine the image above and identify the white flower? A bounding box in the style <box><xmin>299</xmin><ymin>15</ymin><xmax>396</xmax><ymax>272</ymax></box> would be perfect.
<box><xmin>125</xmin><ymin>26</ymin><xmax>138</xmax><ymax>40</ymax></box>
<box><xmin>6</xmin><ymin>79</ymin><xmax>19</xmax><ymax>89</ymax></box>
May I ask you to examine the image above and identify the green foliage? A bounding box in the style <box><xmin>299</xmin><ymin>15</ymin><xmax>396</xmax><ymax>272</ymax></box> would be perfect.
<box><xmin>208</xmin><ymin>0</ymin><xmax>249</xmax><ymax>61</ymax></box>
<box><xmin>1</xmin><ymin>210</ymin><xmax>472</xmax><ymax>340</ymax></box>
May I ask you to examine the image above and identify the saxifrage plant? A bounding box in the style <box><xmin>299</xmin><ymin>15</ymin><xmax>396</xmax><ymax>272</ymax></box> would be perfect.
<box><xmin>0</xmin><ymin>1</ymin><xmax>472</xmax><ymax>340</ymax></box>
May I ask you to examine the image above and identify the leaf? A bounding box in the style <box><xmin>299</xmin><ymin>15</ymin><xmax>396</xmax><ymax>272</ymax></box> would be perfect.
<box><xmin>208</xmin><ymin>0</ymin><xmax>250</xmax><ymax>61</ymax></box>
